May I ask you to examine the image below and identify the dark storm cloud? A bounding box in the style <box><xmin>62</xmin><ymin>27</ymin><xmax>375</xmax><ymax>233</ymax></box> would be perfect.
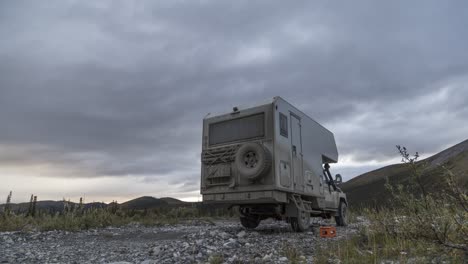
<box><xmin>1</xmin><ymin>0</ymin><xmax>468</xmax><ymax>191</ymax></box>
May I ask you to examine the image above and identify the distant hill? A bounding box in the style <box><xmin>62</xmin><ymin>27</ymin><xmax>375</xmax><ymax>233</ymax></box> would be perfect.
<box><xmin>119</xmin><ymin>196</ymin><xmax>169</xmax><ymax>210</ymax></box>
<box><xmin>160</xmin><ymin>197</ymin><xmax>187</xmax><ymax>205</ymax></box>
<box><xmin>341</xmin><ymin>139</ymin><xmax>468</xmax><ymax>207</ymax></box>
<box><xmin>0</xmin><ymin>196</ymin><xmax>190</xmax><ymax>213</ymax></box>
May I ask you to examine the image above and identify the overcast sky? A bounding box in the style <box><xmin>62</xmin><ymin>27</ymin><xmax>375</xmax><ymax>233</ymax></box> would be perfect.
<box><xmin>1</xmin><ymin>1</ymin><xmax>467</xmax><ymax>203</ymax></box>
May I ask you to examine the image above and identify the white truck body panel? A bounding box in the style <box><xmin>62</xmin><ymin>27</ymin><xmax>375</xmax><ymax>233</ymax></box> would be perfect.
<box><xmin>273</xmin><ymin>97</ymin><xmax>338</xmax><ymax>199</ymax></box>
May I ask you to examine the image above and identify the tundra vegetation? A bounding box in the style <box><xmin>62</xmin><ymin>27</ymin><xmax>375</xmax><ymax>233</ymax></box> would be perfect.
<box><xmin>315</xmin><ymin>146</ymin><xmax>467</xmax><ymax>263</ymax></box>
<box><xmin>0</xmin><ymin>195</ymin><xmax>231</xmax><ymax>232</ymax></box>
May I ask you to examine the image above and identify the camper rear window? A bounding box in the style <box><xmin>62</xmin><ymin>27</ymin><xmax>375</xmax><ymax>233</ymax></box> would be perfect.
<box><xmin>279</xmin><ymin>113</ymin><xmax>288</xmax><ymax>138</ymax></box>
<box><xmin>209</xmin><ymin>113</ymin><xmax>265</xmax><ymax>145</ymax></box>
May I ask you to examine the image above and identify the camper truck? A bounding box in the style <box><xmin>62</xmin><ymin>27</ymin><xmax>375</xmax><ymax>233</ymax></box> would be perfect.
<box><xmin>200</xmin><ymin>97</ymin><xmax>347</xmax><ymax>231</ymax></box>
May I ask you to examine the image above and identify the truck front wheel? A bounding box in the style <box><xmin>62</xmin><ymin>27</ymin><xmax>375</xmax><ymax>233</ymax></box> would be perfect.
<box><xmin>335</xmin><ymin>200</ymin><xmax>348</xmax><ymax>226</ymax></box>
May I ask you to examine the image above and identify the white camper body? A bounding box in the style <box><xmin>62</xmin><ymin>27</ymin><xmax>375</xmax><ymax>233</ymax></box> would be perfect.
<box><xmin>201</xmin><ymin>97</ymin><xmax>347</xmax><ymax>231</ymax></box>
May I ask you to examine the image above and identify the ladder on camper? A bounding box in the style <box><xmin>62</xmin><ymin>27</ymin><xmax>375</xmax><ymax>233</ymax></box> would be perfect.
<box><xmin>290</xmin><ymin>194</ymin><xmax>321</xmax><ymax>214</ymax></box>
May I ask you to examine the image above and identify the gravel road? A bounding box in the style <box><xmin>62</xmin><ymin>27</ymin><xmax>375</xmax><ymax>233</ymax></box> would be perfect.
<box><xmin>0</xmin><ymin>219</ymin><xmax>361</xmax><ymax>264</ymax></box>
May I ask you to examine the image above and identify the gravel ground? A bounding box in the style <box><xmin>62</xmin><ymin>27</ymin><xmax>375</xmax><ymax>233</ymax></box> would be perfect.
<box><xmin>0</xmin><ymin>218</ymin><xmax>361</xmax><ymax>264</ymax></box>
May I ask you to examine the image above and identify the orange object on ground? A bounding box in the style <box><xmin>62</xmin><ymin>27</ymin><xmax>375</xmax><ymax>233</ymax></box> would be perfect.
<box><xmin>320</xmin><ymin>226</ymin><xmax>336</xmax><ymax>238</ymax></box>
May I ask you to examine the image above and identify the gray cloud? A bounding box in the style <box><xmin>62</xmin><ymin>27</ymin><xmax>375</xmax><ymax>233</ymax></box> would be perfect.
<box><xmin>1</xmin><ymin>0</ymin><xmax>468</xmax><ymax>200</ymax></box>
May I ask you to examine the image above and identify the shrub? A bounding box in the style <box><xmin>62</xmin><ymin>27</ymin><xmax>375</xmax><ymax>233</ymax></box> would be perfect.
<box><xmin>208</xmin><ymin>254</ymin><xmax>224</xmax><ymax>264</ymax></box>
<box><xmin>315</xmin><ymin>145</ymin><xmax>467</xmax><ymax>263</ymax></box>
<box><xmin>382</xmin><ymin>146</ymin><xmax>468</xmax><ymax>252</ymax></box>
<box><xmin>281</xmin><ymin>243</ymin><xmax>305</xmax><ymax>264</ymax></box>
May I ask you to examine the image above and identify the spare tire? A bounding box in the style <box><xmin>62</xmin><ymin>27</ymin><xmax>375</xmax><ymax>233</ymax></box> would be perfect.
<box><xmin>235</xmin><ymin>142</ymin><xmax>271</xmax><ymax>180</ymax></box>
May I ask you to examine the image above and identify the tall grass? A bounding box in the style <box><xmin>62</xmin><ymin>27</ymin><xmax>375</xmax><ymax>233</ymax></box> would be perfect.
<box><xmin>281</xmin><ymin>243</ymin><xmax>306</xmax><ymax>264</ymax></box>
<box><xmin>0</xmin><ymin>200</ymin><xmax>230</xmax><ymax>232</ymax></box>
<box><xmin>0</xmin><ymin>207</ymin><xmax>206</xmax><ymax>232</ymax></box>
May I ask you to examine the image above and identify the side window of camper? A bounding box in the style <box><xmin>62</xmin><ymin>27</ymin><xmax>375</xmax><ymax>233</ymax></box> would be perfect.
<box><xmin>279</xmin><ymin>113</ymin><xmax>288</xmax><ymax>138</ymax></box>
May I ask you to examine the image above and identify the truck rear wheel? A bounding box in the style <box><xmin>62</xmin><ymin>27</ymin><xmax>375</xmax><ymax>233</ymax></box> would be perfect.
<box><xmin>290</xmin><ymin>210</ymin><xmax>310</xmax><ymax>232</ymax></box>
<box><xmin>335</xmin><ymin>200</ymin><xmax>348</xmax><ymax>226</ymax></box>
<box><xmin>240</xmin><ymin>216</ymin><xmax>260</xmax><ymax>229</ymax></box>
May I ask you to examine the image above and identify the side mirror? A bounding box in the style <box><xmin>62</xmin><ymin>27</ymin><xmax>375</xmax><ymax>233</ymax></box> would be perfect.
<box><xmin>334</xmin><ymin>174</ymin><xmax>342</xmax><ymax>184</ymax></box>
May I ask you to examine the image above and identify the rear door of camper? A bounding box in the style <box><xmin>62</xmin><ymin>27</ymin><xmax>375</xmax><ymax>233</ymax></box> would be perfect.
<box><xmin>290</xmin><ymin>113</ymin><xmax>304</xmax><ymax>192</ymax></box>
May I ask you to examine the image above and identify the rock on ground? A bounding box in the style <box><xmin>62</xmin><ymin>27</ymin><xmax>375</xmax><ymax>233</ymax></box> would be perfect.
<box><xmin>0</xmin><ymin>218</ymin><xmax>361</xmax><ymax>263</ymax></box>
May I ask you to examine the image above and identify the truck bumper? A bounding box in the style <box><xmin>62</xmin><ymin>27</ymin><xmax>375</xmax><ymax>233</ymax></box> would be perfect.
<box><xmin>202</xmin><ymin>190</ymin><xmax>288</xmax><ymax>204</ymax></box>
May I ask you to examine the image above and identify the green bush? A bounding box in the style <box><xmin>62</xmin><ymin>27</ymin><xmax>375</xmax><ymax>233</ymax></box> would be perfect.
<box><xmin>315</xmin><ymin>145</ymin><xmax>467</xmax><ymax>263</ymax></box>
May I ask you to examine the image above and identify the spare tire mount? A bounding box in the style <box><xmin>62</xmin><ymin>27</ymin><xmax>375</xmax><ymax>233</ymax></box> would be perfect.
<box><xmin>235</xmin><ymin>142</ymin><xmax>271</xmax><ymax>181</ymax></box>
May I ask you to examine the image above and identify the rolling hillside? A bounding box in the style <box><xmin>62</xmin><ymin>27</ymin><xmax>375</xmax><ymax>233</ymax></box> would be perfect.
<box><xmin>341</xmin><ymin>139</ymin><xmax>468</xmax><ymax>207</ymax></box>
<box><xmin>0</xmin><ymin>196</ymin><xmax>185</xmax><ymax>213</ymax></box>
<box><xmin>119</xmin><ymin>196</ymin><xmax>169</xmax><ymax>210</ymax></box>
<box><xmin>160</xmin><ymin>197</ymin><xmax>187</xmax><ymax>205</ymax></box>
